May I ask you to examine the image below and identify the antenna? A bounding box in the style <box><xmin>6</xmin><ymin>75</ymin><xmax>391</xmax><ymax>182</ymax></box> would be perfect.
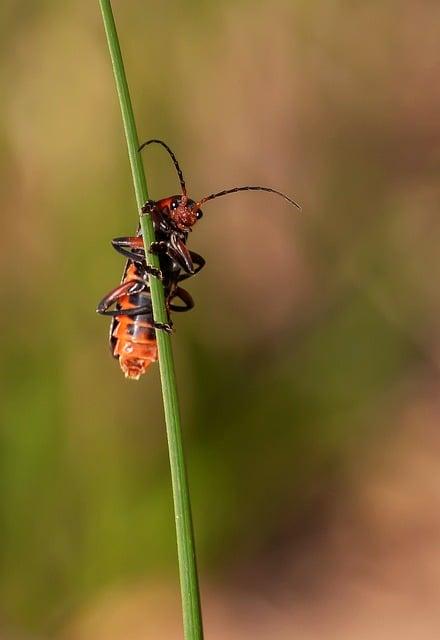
<box><xmin>139</xmin><ymin>139</ymin><xmax>187</xmax><ymax>195</ymax></box>
<box><xmin>196</xmin><ymin>185</ymin><xmax>301</xmax><ymax>210</ymax></box>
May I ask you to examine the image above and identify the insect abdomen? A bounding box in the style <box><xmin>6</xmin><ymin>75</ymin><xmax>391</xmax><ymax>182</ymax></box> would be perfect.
<box><xmin>112</xmin><ymin>284</ymin><xmax>158</xmax><ymax>380</ymax></box>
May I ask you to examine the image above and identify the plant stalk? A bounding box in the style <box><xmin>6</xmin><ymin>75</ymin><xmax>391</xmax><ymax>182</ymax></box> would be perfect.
<box><xmin>98</xmin><ymin>2</ymin><xmax>204</xmax><ymax>638</ymax></box>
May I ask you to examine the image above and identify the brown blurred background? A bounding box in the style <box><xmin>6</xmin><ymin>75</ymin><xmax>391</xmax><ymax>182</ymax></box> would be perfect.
<box><xmin>1</xmin><ymin>1</ymin><xmax>440</xmax><ymax>638</ymax></box>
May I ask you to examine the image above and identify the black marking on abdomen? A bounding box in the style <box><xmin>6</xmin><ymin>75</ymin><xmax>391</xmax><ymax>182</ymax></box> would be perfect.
<box><xmin>126</xmin><ymin>322</ymin><xmax>156</xmax><ymax>341</ymax></box>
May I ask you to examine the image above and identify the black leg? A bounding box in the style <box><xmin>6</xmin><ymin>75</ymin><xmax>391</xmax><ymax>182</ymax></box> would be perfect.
<box><xmin>98</xmin><ymin>280</ymin><xmax>173</xmax><ymax>331</ymax></box>
<box><xmin>169</xmin><ymin>287</ymin><xmax>195</xmax><ymax>312</ymax></box>
<box><xmin>150</xmin><ymin>237</ymin><xmax>196</xmax><ymax>275</ymax></box>
<box><xmin>111</xmin><ymin>237</ymin><xmax>164</xmax><ymax>280</ymax></box>
<box><xmin>145</xmin><ymin>265</ymin><xmax>164</xmax><ymax>281</ymax></box>
<box><xmin>149</xmin><ymin>241</ymin><xmax>191</xmax><ymax>274</ymax></box>
<box><xmin>149</xmin><ymin>241</ymin><xmax>169</xmax><ymax>255</ymax></box>
<box><xmin>178</xmin><ymin>251</ymin><xmax>205</xmax><ymax>281</ymax></box>
<box><xmin>99</xmin><ymin>305</ymin><xmax>152</xmax><ymax>318</ymax></box>
<box><xmin>111</xmin><ymin>236</ymin><xmax>144</xmax><ymax>262</ymax></box>
<box><xmin>97</xmin><ymin>280</ymin><xmax>145</xmax><ymax>315</ymax></box>
<box><xmin>170</xmin><ymin>235</ymin><xmax>194</xmax><ymax>273</ymax></box>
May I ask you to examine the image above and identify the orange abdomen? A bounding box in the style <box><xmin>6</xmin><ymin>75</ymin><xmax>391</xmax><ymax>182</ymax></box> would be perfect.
<box><xmin>111</xmin><ymin>265</ymin><xmax>158</xmax><ymax>380</ymax></box>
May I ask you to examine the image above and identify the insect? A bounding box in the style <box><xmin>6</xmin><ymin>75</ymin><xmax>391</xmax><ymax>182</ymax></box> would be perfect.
<box><xmin>97</xmin><ymin>139</ymin><xmax>300</xmax><ymax>380</ymax></box>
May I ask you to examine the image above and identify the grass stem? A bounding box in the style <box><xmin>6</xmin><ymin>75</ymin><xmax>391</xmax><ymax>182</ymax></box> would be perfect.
<box><xmin>98</xmin><ymin>2</ymin><xmax>204</xmax><ymax>638</ymax></box>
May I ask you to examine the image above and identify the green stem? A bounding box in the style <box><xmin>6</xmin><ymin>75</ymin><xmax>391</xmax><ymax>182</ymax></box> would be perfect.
<box><xmin>98</xmin><ymin>3</ymin><xmax>204</xmax><ymax>638</ymax></box>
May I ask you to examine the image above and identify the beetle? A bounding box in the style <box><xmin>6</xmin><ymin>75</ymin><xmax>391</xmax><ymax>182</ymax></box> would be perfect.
<box><xmin>97</xmin><ymin>139</ymin><xmax>300</xmax><ymax>379</ymax></box>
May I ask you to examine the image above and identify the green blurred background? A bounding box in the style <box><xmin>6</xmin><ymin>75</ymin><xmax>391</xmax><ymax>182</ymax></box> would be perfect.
<box><xmin>1</xmin><ymin>1</ymin><xmax>440</xmax><ymax>638</ymax></box>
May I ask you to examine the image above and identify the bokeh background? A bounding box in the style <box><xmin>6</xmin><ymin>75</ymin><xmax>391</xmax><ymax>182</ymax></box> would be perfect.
<box><xmin>1</xmin><ymin>1</ymin><xmax>440</xmax><ymax>638</ymax></box>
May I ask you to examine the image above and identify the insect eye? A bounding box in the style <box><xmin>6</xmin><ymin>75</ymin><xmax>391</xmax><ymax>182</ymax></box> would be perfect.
<box><xmin>196</xmin><ymin>209</ymin><xmax>203</xmax><ymax>220</ymax></box>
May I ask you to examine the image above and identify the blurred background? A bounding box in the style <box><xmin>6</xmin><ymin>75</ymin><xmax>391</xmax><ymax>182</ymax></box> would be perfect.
<box><xmin>1</xmin><ymin>1</ymin><xmax>440</xmax><ymax>638</ymax></box>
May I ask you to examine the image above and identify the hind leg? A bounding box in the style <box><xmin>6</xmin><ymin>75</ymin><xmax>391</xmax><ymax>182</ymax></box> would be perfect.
<box><xmin>169</xmin><ymin>287</ymin><xmax>194</xmax><ymax>312</ymax></box>
<box><xmin>96</xmin><ymin>280</ymin><xmax>146</xmax><ymax>315</ymax></box>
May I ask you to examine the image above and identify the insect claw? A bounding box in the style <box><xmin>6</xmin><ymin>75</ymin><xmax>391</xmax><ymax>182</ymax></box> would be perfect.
<box><xmin>154</xmin><ymin>321</ymin><xmax>174</xmax><ymax>335</ymax></box>
<box><xmin>149</xmin><ymin>241</ymin><xmax>167</xmax><ymax>255</ymax></box>
<box><xmin>143</xmin><ymin>267</ymin><xmax>163</xmax><ymax>281</ymax></box>
<box><xmin>140</xmin><ymin>200</ymin><xmax>156</xmax><ymax>215</ymax></box>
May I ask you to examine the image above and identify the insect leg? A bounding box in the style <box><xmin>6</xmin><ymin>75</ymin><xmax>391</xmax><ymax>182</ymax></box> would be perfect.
<box><xmin>112</xmin><ymin>235</ymin><xmax>144</xmax><ymax>259</ymax></box>
<box><xmin>140</xmin><ymin>199</ymin><xmax>158</xmax><ymax>215</ymax></box>
<box><xmin>169</xmin><ymin>287</ymin><xmax>195</xmax><ymax>312</ymax></box>
<box><xmin>111</xmin><ymin>237</ymin><xmax>164</xmax><ymax>280</ymax></box>
<box><xmin>103</xmin><ymin>306</ymin><xmax>173</xmax><ymax>334</ymax></box>
<box><xmin>153</xmin><ymin>321</ymin><xmax>174</xmax><ymax>334</ymax></box>
<box><xmin>149</xmin><ymin>240</ymin><xmax>170</xmax><ymax>255</ymax></box>
<box><xmin>178</xmin><ymin>251</ymin><xmax>205</xmax><ymax>281</ymax></box>
<box><xmin>98</xmin><ymin>281</ymin><xmax>174</xmax><ymax>332</ymax></box>
<box><xmin>101</xmin><ymin>305</ymin><xmax>152</xmax><ymax>318</ymax></box>
<box><xmin>150</xmin><ymin>239</ymin><xmax>195</xmax><ymax>274</ymax></box>
<box><xmin>97</xmin><ymin>280</ymin><xmax>145</xmax><ymax>315</ymax></box>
